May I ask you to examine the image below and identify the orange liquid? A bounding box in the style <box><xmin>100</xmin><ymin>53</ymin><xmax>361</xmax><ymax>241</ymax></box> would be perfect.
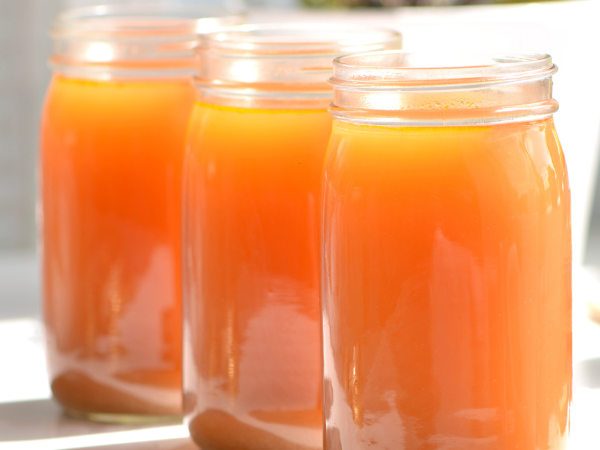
<box><xmin>322</xmin><ymin>119</ymin><xmax>571</xmax><ymax>450</ymax></box>
<box><xmin>183</xmin><ymin>103</ymin><xmax>331</xmax><ymax>450</ymax></box>
<box><xmin>41</xmin><ymin>75</ymin><xmax>195</xmax><ymax>417</ymax></box>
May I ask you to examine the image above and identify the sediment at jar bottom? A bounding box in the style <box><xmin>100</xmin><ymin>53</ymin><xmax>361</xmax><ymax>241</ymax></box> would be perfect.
<box><xmin>51</xmin><ymin>370</ymin><xmax>182</xmax><ymax>419</ymax></box>
<box><xmin>188</xmin><ymin>409</ymin><xmax>322</xmax><ymax>450</ymax></box>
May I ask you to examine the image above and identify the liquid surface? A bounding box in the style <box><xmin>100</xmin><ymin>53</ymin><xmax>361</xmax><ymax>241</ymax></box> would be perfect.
<box><xmin>183</xmin><ymin>103</ymin><xmax>331</xmax><ymax>450</ymax></box>
<box><xmin>41</xmin><ymin>75</ymin><xmax>195</xmax><ymax>416</ymax></box>
<box><xmin>321</xmin><ymin>119</ymin><xmax>571</xmax><ymax>450</ymax></box>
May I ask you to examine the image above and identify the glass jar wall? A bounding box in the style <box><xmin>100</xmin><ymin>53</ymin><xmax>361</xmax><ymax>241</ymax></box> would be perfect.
<box><xmin>322</xmin><ymin>51</ymin><xmax>571</xmax><ymax>450</ymax></box>
<box><xmin>182</xmin><ymin>24</ymin><xmax>402</xmax><ymax>450</ymax></box>
<box><xmin>40</xmin><ymin>4</ymin><xmax>241</xmax><ymax>423</ymax></box>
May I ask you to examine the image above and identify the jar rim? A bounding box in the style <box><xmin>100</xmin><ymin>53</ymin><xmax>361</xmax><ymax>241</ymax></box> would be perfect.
<box><xmin>50</xmin><ymin>4</ymin><xmax>244</xmax><ymax>80</ymax></box>
<box><xmin>329</xmin><ymin>50</ymin><xmax>558</xmax><ymax>126</ymax></box>
<box><xmin>194</xmin><ymin>23</ymin><xmax>402</xmax><ymax>109</ymax></box>
<box><xmin>52</xmin><ymin>4</ymin><xmax>244</xmax><ymax>37</ymax></box>
<box><xmin>199</xmin><ymin>23</ymin><xmax>402</xmax><ymax>56</ymax></box>
<box><xmin>330</xmin><ymin>50</ymin><xmax>556</xmax><ymax>89</ymax></box>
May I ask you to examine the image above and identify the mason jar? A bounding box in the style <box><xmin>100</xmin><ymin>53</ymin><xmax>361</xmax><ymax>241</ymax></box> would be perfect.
<box><xmin>40</xmin><ymin>4</ymin><xmax>241</xmax><ymax>423</ymax></box>
<box><xmin>322</xmin><ymin>51</ymin><xmax>571</xmax><ymax>450</ymax></box>
<box><xmin>182</xmin><ymin>24</ymin><xmax>401</xmax><ymax>450</ymax></box>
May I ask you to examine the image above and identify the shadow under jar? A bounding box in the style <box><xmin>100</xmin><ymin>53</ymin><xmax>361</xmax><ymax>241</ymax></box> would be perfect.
<box><xmin>322</xmin><ymin>51</ymin><xmax>571</xmax><ymax>450</ymax></box>
<box><xmin>182</xmin><ymin>24</ymin><xmax>401</xmax><ymax>450</ymax></box>
<box><xmin>40</xmin><ymin>4</ymin><xmax>241</xmax><ymax>424</ymax></box>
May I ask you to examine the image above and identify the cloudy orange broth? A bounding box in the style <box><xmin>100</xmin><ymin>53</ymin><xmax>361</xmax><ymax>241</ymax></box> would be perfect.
<box><xmin>321</xmin><ymin>118</ymin><xmax>571</xmax><ymax>450</ymax></box>
<box><xmin>183</xmin><ymin>103</ymin><xmax>331</xmax><ymax>450</ymax></box>
<box><xmin>41</xmin><ymin>75</ymin><xmax>195</xmax><ymax>416</ymax></box>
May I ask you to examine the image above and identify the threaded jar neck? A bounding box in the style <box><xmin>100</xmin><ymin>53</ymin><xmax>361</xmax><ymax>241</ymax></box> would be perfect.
<box><xmin>51</xmin><ymin>4</ymin><xmax>243</xmax><ymax>80</ymax></box>
<box><xmin>328</xmin><ymin>51</ymin><xmax>558</xmax><ymax>126</ymax></box>
<box><xmin>194</xmin><ymin>24</ymin><xmax>402</xmax><ymax>109</ymax></box>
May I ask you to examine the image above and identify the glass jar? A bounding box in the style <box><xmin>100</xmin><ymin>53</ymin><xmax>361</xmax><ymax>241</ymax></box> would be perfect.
<box><xmin>182</xmin><ymin>24</ymin><xmax>401</xmax><ymax>450</ymax></box>
<box><xmin>40</xmin><ymin>4</ymin><xmax>242</xmax><ymax>423</ymax></box>
<box><xmin>322</xmin><ymin>51</ymin><xmax>571</xmax><ymax>449</ymax></box>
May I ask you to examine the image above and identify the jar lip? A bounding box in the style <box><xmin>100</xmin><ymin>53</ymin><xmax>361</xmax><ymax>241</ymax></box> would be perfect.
<box><xmin>331</xmin><ymin>50</ymin><xmax>556</xmax><ymax>88</ymax></box>
<box><xmin>52</xmin><ymin>4</ymin><xmax>244</xmax><ymax>37</ymax></box>
<box><xmin>50</xmin><ymin>4</ymin><xmax>244</xmax><ymax>79</ymax></box>
<box><xmin>199</xmin><ymin>23</ymin><xmax>402</xmax><ymax>56</ymax></box>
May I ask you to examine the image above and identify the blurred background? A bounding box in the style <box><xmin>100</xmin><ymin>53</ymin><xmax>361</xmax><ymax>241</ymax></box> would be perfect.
<box><xmin>5</xmin><ymin>0</ymin><xmax>600</xmax><ymax>313</ymax></box>
<box><xmin>2</xmin><ymin>0</ymin><xmax>600</xmax><ymax>448</ymax></box>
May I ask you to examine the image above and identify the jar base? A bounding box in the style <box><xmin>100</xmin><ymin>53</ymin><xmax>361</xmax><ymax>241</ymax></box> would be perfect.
<box><xmin>63</xmin><ymin>407</ymin><xmax>183</xmax><ymax>425</ymax></box>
